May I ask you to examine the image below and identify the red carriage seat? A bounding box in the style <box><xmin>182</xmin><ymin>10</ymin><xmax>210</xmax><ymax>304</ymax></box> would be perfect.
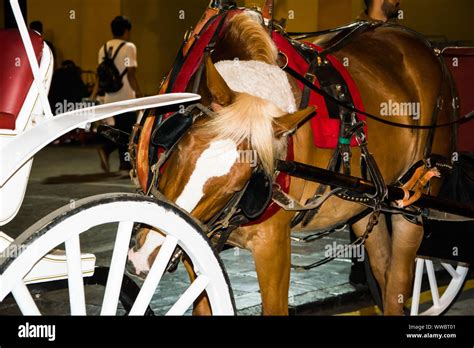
<box><xmin>443</xmin><ymin>47</ymin><xmax>474</xmax><ymax>153</ymax></box>
<box><xmin>0</xmin><ymin>29</ymin><xmax>44</xmax><ymax>130</ymax></box>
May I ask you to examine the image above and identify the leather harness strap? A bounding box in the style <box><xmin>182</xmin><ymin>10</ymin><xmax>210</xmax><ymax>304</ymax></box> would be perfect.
<box><xmin>423</xmin><ymin>51</ymin><xmax>460</xmax><ymax>159</ymax></box>
<box><xmin>299</xmin><ymin>55</ymin><xmax>318</xmax><ymax>109</ymax></box>
<box><xmin>191</xmin><ymin>12</ymin><xmax>229</xmax><ymax>93</ymax></box>
<box><xmin>289</xmin><ymin>31</ymin><xmax>367</xmax><ymax>227</ymax></box>
<box><xmin>318</xmin><ymin>21</ymin><xmax>380</xmax><ymax>59</ymax></box>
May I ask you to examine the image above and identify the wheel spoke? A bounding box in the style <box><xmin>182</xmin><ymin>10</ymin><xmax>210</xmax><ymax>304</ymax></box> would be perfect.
<box><xmin>166</xmin><ymin>275</ymin><xmax>210</xmax><ymax>316</ymax></box>
<box><xmin>101</xmin><ymin>221</ymin><xmax>134</xmax><ymax>315</ymax></box>
<box><xmin>425</xmin><ymin>260</ymin><xmax>440</xmax><ymax>308</ymax></box>
<box><xmin>12</xmin><ymin>282</ymin><xmax>40</xmax><ymax>315</ymax></box>
<box><xmin>129</xmin><ymin>235</ymin><xmax>178</xmax><ymax>316</ymax></box>
<box><xmin>410</xmin><ymin>258</ymin><xmax>425</xmax><ymax>315</ymax></box>
<box><xmin>66</xmin><ymin>234</ymin><xmax>86</xmax><ymax>315</ymax></box>
<box><xmin>441</xmin><ymin>263</ymin><xmax>459</xmax><ymax>279</ymax></box>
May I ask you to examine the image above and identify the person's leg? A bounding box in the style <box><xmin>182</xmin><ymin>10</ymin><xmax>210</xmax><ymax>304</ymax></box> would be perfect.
<box><xmin>98</xmin><ymin>136</ymin><xmax>117</xmax><ymax>173</ymax></box>
<box><xmin>115</xmin><ymin>112</ymin><xmax>137</xmax><ymax>171</ymax></box>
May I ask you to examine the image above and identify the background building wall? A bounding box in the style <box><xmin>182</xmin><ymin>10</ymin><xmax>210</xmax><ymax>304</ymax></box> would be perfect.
<box><xmin>350</xmin><ymin>0</ymin><xmax>474</xmax><ymax>44</ymax></box>
<box><xmin>317</xmin><ymin>0</ymin><xmax>352</xmax><ymax>30</ymax></box>
<box><xmin>27</xmin><ymin>0</ymin><xmax>121</xmax><ymax>73</ymax></box>
<box><xmin>396</xmin><ymin>0</ymin><xmax>474</xmax><ymax>44</ymax></box>
<box><xmin>120</xmin><ymin>0</ymin><xmax>212</xmax><ymax>94</ymax></box>
<box><xmin>7</xmin><ymin>0</ymin><xmax>472</xmax><ymax>96</ymax></box>
<box><xmin>24</xmin><ymin>0</ymin><xmax>237</xmax><ymax>95</ymax></box>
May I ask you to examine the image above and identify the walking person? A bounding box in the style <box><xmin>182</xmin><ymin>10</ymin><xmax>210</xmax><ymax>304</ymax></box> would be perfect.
<box><xmin>91</xmin><ymin>16</ymin><xmax>143</xmax><ymax>174</ymax></box>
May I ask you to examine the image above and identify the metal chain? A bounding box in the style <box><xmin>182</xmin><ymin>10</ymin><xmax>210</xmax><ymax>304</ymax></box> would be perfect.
<box><xmin>352</xmin><ymin>203</ymin><xmax>381</xmax><ymax>246</ymax></box>
<box><xmin>291</xmin><ymin>203</ymin><xmax>381</xmax><ymax>271</ymax></box>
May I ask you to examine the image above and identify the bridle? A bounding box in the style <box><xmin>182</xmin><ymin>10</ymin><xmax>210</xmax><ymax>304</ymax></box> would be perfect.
<box><xmin>144</xmin><ymin>103</ymin><xmax>215</xmax><ymax>196</ymax></box>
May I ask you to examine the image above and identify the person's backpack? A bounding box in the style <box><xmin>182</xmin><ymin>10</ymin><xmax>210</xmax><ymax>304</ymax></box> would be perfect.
<box><xmin>97</xmin><ymin>42</ymin><xmax>127</xmax><ymax>94</ymax></box>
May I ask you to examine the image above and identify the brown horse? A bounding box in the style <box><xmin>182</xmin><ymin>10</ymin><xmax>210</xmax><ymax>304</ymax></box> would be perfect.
<box><xmin>129</xmin><ymin>11</ymin><xmax>454</xmax><ymax>315</ymax></box>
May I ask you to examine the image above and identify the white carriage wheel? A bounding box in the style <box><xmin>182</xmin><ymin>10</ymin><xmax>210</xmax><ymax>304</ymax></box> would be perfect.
<box><xmin>409</xmin><ymin>257</ymin><xmax>470</xmax><ymax>316</ymax></box>
<box><xmin>0</xmin><ymin>193</ymin><xmax>235</xmax><ymax>316</ymax></box>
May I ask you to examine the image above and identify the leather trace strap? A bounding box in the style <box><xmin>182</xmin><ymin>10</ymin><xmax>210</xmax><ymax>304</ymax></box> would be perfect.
<box><xmin>273</xmin><ymin>186</ymin><xmax>343</xmax><ymax>211</ymax></box>
<box><xmin>318</xmin><ymin>21</ymin><xmax>380</xmax><ymax>59</ymax></box>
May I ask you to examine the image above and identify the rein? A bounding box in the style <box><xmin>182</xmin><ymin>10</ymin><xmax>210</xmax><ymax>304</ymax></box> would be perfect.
<box><xmin>283</xmin><ymin>65</ymin><xmax>474</xmax><ymax>130</ymax></box>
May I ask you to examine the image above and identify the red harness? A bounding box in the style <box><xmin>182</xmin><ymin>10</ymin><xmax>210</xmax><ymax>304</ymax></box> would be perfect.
<box><xmin>249</xmin><ymin>33</ymin><xmax>367</xmax><ymax>225</ymax></box>
<box><xmin>272</xmin><ymin>32</ymin><xmax>366</xmax><ymax>149</ymax></box>
<box><xmin>165</xmin><ymin>9</ymin><xmax>243</xmax><ymax>94</ymax></box>
<box><xmin>156</xmin><ymin>11</ymin><xmax>366</xmax><ymax>225</ymax></box>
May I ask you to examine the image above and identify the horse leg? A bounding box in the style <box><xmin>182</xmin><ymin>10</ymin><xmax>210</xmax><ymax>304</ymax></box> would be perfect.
<box><xmin>249</xmin><ymin>213</ymin><xmax>292</xmax><ymax>315</ymax></box>
<box><xmin>183</xmin><ymin>257</ymin><xmax>212</xmax><ymax>315</ymax></box>
<box><xmin>352</xmin><ymin>214</ymin><xmax>391</xmax><ymax>301</ymax></box>
<box><xmin>128</xmin><ymin>228</ymin><xmax>212</xmax><ymax>315</ymax></box>
<box><xmin>384</xmin><ymin>214</ymin><xmax>424</xmax><ymax>315</ymax></box>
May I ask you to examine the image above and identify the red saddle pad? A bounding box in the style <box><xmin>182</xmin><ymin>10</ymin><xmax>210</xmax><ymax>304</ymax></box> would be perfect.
<box><xmin>273</xmin><ymin>31</ymin><xmax>367</xmax><ymax>149</ymax></box>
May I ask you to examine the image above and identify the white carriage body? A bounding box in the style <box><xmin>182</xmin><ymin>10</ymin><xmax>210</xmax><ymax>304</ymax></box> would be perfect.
<box><xmin>0</xmin><ymin>37</ymin><xmax>54</xmax><ymax>226</ymax></box>
<box><xmin>0</xmin><ymin>28</ymin><xmax>200</xmax><ymax>226</ymax></box>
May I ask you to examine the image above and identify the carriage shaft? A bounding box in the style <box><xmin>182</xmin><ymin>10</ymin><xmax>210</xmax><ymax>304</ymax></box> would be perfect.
<box><xmin>276</xmin><ymin>160</ymin><xmax>474</xmax><ymax>219</ymax></box>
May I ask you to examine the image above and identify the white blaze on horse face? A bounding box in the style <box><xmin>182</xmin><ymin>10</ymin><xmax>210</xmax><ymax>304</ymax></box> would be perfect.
<box><xmin>127</xmin><ymin>140</ymin><xmax>238</xmax><ymax>274</ymax></box>
<box><xmin>128</xmin><ymin>231</ymin><xmax>166</xmax><ymax>274</ymax></box>
<box><xmin>176</xmin><ymin>139</ymin><xmax>239</xmax><ymax>212</ymax></box>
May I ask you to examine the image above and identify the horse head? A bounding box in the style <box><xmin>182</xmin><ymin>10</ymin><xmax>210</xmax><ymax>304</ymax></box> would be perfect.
<box><xmin>127</xmin><ymin>11</ymin><xmax>314</xmax><ymax>276</ymax></box>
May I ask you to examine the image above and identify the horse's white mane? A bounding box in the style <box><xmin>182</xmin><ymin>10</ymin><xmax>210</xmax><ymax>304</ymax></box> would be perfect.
<box><xmin>207</xmin><ymin>59</ymin><xmax>295</xmax><ymax>174</ymax></box>
<box><xmin>203</xmin><ymin>12</ymin><xmax>296</xmax><ymax>175</ymax></box>
<box><xmin>215</xmin><ymin>60</ymin><xmax>297</xmax><ymax>114</ymax></box>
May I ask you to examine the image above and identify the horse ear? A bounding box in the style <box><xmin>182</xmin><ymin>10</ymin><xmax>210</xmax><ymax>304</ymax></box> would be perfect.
<box><xmin>273</xmin><ymin>106</ymin><xmax>316</xmax><ymax>137</ymax></box>
<box><xmin>205</xmin><ymin>57</ymin><xmax>234</xmax><ymax>107</ymax></box>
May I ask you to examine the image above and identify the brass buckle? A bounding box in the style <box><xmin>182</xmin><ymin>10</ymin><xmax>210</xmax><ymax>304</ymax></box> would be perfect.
<box><xmin>278</xmin><ymin>51</ymin><xmax>289</xmax><ymax>70</ymax></box>
<box><xmin>305</xmin><ymin>73</ymin><xmax>316</xmax><ymax>83</ymax></box>
<box><xmin>183</xmin><ymin>27</ymin><xmax>193</xmax><ymax>42</ymax></box>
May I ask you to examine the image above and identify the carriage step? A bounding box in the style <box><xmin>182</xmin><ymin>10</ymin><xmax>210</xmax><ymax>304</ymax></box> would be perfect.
<box><xmin>0</xmin><ymin>232</ymin><xmax>95</xmax><ymax>284</ymax></box>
